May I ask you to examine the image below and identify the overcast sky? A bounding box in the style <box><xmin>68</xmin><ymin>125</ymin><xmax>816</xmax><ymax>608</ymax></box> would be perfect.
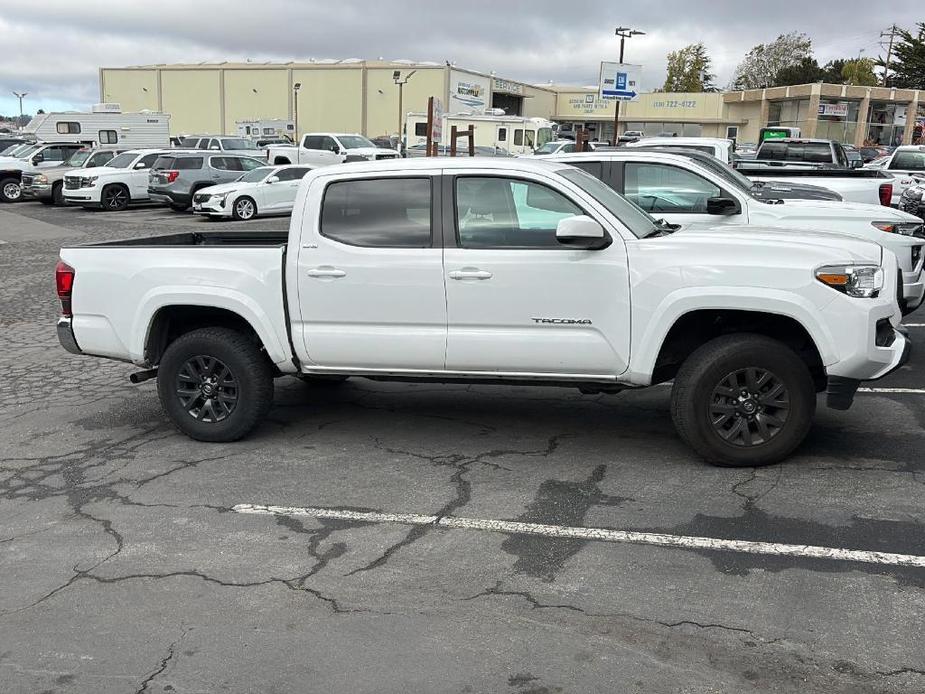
<box><xmin>0</xmin><ymin>0</ymin><xmax>916</xmax><ymax>115</ymax></box>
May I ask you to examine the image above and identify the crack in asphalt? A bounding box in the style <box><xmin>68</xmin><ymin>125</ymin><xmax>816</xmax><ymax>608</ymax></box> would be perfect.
<box><xmin>135</xmin><ymin>628</ymin><xmax>191</xmax><ymax>694</ymax></box>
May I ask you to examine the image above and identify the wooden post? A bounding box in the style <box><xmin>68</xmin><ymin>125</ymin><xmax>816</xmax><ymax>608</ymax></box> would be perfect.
<box><xmin>467</xmin><ymin>124</ymin><xmax>475</xmax><ymax>156</ymax></box>
<box><xmin>450</xmin><ymin>125</ymin><xmax>458</xmax><ymax>157</ymax></box>
<box><xmin>425</xmin><ymin>96</ymin><xmax>434</xmax><ymax>157</ymax></box>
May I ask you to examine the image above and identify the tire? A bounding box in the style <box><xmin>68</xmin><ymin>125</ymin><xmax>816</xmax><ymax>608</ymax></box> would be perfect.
<box><xmin>101</xmin><ymin>184</ymin><xmax>129</xmax><ymax>211</ymax></box>
<box><xmin>232</xmin><ymin>196</ymin><xmax>257</xmax><ymax>221</ymax></box>
<box><xmin>52</xmin><ymin>182</ymin><xmax>65</xmax><ymax>206</ymax></box>
<box><xmin>0</xmin><ymin>177</ymin><xmax>21</xmax><ymax>203</ymax></box>
<box><xmin>670</xmin><ymin>334</ymin><xmax>815</xmax><ymax>467</ymax></box>
<box><xmin>156</xmin><ymin>327</ymin><xmax>274</xmax><ymax>442</ymax></box>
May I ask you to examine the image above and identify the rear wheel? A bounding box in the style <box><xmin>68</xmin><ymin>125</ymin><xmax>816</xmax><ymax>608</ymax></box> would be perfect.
<box><xmin>0</xmin><ymin>177</ymin><xmax>21</xmax><ymax>203</ymax></box>
<box><xmin>671</xmin><ymin>334</ymin><xmax>815</xmax><ymax>467</ymax></box>
<box><xmin>232</xmin><ymin>196</ymin><xmax>257</xmax><ymax>221</ymax></box>
<box><xmin>101</xmin><ymin>184</ymin><xmax>129</xmax><ymax>211</ymax></box>
<box><xmin>157</xmin><ymin>327</ymin><xmax>274</xmax><ymax>442</ymax></box>
<box><xmin>52</xmin><ymin>182</ymin><xmax>65</xmax><ymax>206</ymax></box>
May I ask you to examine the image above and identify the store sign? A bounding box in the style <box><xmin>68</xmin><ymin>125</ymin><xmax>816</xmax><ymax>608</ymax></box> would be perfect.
<box><xmin>599</xmin><ymin>62</ymin><xmax>641</xmax><ymax>102</ymax></box>
<box><xmin>818</xmin><ymin>103</ymin><xmax>849</xmax><ymax>118</ymax></box>
<box><xmin>653</xmin><ymin>99</ymin><xmax>697</xmax><ymax>109</ymax></box>
<box><xmin>430</xmin><ymin>97</ymin><xmax>444</xmax><ymax>143</ymax></box>
<box><xmin>566</xmin><ymin>94</ymin><xmax>612</xmax><ymax>115</ymax></box>
<box><xmin>493</xmin><ymin>78</ymin><xmax>523</xmax><ymax>96</ymax></box>
<box><xmin>450</xmin><ymin>70</ymin><xmax>490</xmax><ymax>112</ymax></box>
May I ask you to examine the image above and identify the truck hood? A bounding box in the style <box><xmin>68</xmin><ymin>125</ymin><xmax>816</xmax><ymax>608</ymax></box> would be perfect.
<box><xmin>759</xmin><ymin>198</ymin><xmax>919</xmax><ymax>222</ymax></box>
<box><xmin>676</xmin><ymin>222</ymin><xmax>883</xmax><ymax>265</ymax></box>
<box><xmin>67</xmin><ymin>165</ymin><xmax>125</xmax><ymax>179</ymax></box>
<box><xmin>0</xmin><ymin>157</ymin><xmax>30</xmax><ymax>170</ymax></box>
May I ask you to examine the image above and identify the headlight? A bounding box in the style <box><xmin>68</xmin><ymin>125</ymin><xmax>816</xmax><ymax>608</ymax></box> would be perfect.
<box><xmin>33</xmin><ymin>174</ymin><xmax>48</xmax><ymax>184</ymax></box>
<box><xmin>872</xmin><ymin>221</ymin><xmax>923</xmax><ymax>236</ymax></box>
<box><xmin>86</xmin><ymin>176</ymin><xmax>99</xmax><ymax>187</ymax></box>
<box><xmin>209</xmin><ymin>193</ymin><xmax>228</xmax><ymax>204</ymax></box>
<box><xmin>816</xmin><ymin>264</ymin><xmax>883</xmax><ymax>298</ymax></box>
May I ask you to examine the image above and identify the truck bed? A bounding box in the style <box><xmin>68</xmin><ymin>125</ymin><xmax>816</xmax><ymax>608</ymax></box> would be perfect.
<box><xmin>70</xmin><ymin>230</ymin><xmax>290</xmax><ymax>248</ymax></box>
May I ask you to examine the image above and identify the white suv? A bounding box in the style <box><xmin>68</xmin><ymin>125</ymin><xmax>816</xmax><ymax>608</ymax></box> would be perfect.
<box><xmin>63</xmin><ymin>149</ymin><xmax>170</xmax><ymax>211</ymax></box>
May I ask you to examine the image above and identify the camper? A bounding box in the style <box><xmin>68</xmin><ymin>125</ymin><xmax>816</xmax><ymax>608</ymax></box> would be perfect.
<box><xmin>23</xmin><ymin>104</ymin><xmax>170</xmax><ymax>149</ymax></box>
<box><xmin>404</xmin><ymin>110</ymin><xmax>555</xmax><ymax>155</ymax></box>
<box><xmin>236</xmin><ymin>119</ymin><xmax>294</xmax><ymax>143</ymax></box>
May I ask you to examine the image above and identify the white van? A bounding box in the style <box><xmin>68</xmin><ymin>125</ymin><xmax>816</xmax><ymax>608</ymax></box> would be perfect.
<box><xmin>23</xmin><ymin>104</ymin><xmax>170</xmax><ymax>149</ymax></box>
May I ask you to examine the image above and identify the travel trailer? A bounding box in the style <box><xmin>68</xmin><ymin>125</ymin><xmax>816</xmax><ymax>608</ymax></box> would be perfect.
<box><xmin>236</xmin><ymin>119</ymin><xmax>294</xmax><ymax>142</ymax></box>
<box><xmin>404</xmin><ymin>111</ymin><xmax>555</xmax><ymax>155</ymax></box>
<box><xmin>23</xmin><ymin>104</ymin><xmax>170</xmax><ymax>148</ymax></box>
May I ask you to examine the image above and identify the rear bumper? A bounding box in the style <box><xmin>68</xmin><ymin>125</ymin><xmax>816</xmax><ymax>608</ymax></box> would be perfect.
<box><xmin>57</xmin><ymin>317</ymin><xmax>82</xmax><ymax>355</ymax></box>
<box><xmin>148</xmin><ymin>189</ymin><xmax>191</xmax><ymax>206</ymax></box>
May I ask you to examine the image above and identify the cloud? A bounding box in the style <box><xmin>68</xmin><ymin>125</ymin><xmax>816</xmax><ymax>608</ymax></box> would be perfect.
<box><xmin>0</xmin><ymin>0</ymin><xmax>914</xmax><ymax>114</ymax></box>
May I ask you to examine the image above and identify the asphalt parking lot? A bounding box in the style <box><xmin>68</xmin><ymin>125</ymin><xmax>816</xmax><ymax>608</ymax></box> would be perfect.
<box><xmin>1</xmin><ymin>201</ymin><xmax>924</xmax><ymax>694</ymax></box>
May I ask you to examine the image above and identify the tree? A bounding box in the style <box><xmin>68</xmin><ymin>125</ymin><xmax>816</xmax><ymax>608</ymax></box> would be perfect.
<box><xmin>773</xmin><ymin>57</ymin><xmax>823</xmax><ymax>86</ymax></box>
<box><xmin>662</xmin><ymin>43</ymin><xmax>716</xmax><ymax>92</ymax></box>
<box><xmin>731</xmin><ymin>32</ymin><xmax>813</xmax><ymax>90</ymax></box>
<box><xmin>841</xmin><ymin>58</ymin><xmax>878</xmax><ymax>86</ymax></box>
<box><xmin>885</xmin><ymin>23</ymin><xmax>925</xmax><ymax>89</ymax></box>
<box><xmin>821</xmin><ymin>59</ymin><xmax>848</xmax><ymax>83</ymax></box>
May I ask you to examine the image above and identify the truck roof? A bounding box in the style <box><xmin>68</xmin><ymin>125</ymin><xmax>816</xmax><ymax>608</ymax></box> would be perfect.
<box><xmin>306</xmin><ymin>156</ymin><xmax>568</xmax><ymax>177</ymax></box>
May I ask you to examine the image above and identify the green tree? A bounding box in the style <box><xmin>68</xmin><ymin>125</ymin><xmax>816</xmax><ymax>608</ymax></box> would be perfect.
<box><xmin>773</xmin><ymin>57</ymin><xmax>823</xmax><ymax>86</ymax></box>
<box><xmin>841</xmin><ymin>58</ymin><xmax>878</xmax><ymax>86</ymax></box>
<box><xmin>821</xmin><ymin>59</ymin><xmax>848</xmax><ymax>83</ymax></box>
<box><xmin>731</xmin><ymin>32</ymin><xmax>813</xmax><ymax>90</ymax></box>
<box><xmin>662</xmin><ymin>43</ymin><xmax>716</xmax><ymax>92</ymax></box>
<box><xmin>885</xmin><ymin>23</ymin><xmax>925</xmax><ymax>88</ymax></box>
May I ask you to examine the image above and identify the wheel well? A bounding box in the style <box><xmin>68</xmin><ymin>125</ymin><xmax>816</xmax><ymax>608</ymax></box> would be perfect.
<box><xmin>144</xmin><ymin>306</ymin><xmax>267</xmax><ymax>366</ymax></box>
<box><xmin>273</xmin><ymin>156</ymin><xmax>291</xmax><ymax>165</ymax></box>
<box><xmin>0</xmin><ymin>170</ymin><xmax>22</xmax><ymax>182</ymax></box>
<box><xmin>653</xmin><ymin>310</ymin><xmax>825</xmax><ymax>390</ymax></box>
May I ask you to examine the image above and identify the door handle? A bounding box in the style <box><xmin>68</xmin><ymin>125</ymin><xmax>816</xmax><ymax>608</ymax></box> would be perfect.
<box><xmin>306</xmin><ymin>267</ymin><xmax>346</xmax><ymax>279</ymax></box>
<box><xmin>449</xmin><ymin>269</ymin><xmax>493</xmax><ymax>281</ymax></box>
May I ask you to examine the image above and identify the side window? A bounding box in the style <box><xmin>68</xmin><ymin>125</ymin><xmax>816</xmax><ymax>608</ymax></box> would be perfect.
<box><xmin>89</xmin><ymin>151</ymin><xmax>115</xmax><ymax>166</ymax></box>
<box><xmin>321</xmin><ymin>178</ymin><xmax>432</xmax><ymax>248</ymax></box>
<box><xmin>759</xmin><ymin>141</ymin><xmax>786</xmax><ymax>160</ymax></box>
<box><xmin>513</xmin><ymin>129</ymin><xmax>524</xmax><ymax>146</ymax></box>
<box><xmin>263</xmin><ymin>127</ymin><xmax>274</xmax><ymax>135</ymax></box>
<box><xmin>239</xmin><ymin>157</ymin><xmax>264</xmax><ymax>171</ymax></box>
<box><xmin>832</xmin><ymin>144</ymin><xmax>849</xmax><ymax>168</ymax></box>
<box><xmin>524</xmin><ymin>130</ymin><xmax>535</xmax><ymax>148</ymax></box>
<box><xmin>455</xmin><ymin>177</ymin><xmax>583</xmax><ymax>249</ymax></box>
<box><xmin>136</xmin><ymin>153</ymin><xmax>160</xmax><ymax>169</ymax></box>
<box><xmin>571</xmin><ymin>161</ymin><xmax>603</xmax><ymax>180</ymax></box>
<box><xmin>41</xmin><ymin>147</ymin><xmax>68</xmax><ymax>162</ymax></box>
<box><xmin>562</xmin><ymin>143</ymin><xmax>576</xmax><ymax>154</ymax></box>
<box><xmin>99</xmin><ymin>130</ymin><xmax>118</xmax><ymax>144</ymax></box>
<box><xmin>497</xmin><ymin>128</ymin><xmax>507</xmax><ymax>142</ymax></box>
<box><xmin>56</xmin><ymin>122</ymin><xmax>81</xmax><ymax>134</ymax></box>
<box><xmin>209</xmin><ymin>156</ymin><xmax>232</xmax><ymax>171</ymax></box>
<box><xmin>319</xmin><ymin>136</ymin><xmax>338</xmax><ymax>152</ymax></box>
<box><xmin>803</xmin><ymin>143</ymin><xmax>832</xmax><ymax>163</ymax></box>
<box><xmin>623</xmin><ymin>163</ymin><xmax>722</xmax><ymax>214</ymax></box>
<box><xmin>200</xmin><ymin>139</ymin><xmax>215</xmax><ymax>150</ymax></box>
<box><xmin>276</xmin><ymin>167</ymin><xmax>309</xmax><ymax>181</ymax></box>
<box><xmin>889</xmin><ymin>151</ymin><xmax>925</xmax><ymax>171</ymax></box>
<box><xmin>414</xmin><ymin>123</ymin><xmax>428</xmax><ymax>137</ymax></box>
<box><xmin>303</xmin><ymin>136</ymin><xmax>322</xmax><ymax>150</ymax></box>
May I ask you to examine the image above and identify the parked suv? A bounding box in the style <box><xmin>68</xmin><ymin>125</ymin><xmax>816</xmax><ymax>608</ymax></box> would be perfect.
<box><xmin>148</xmin><ymin>152</ymin><xmax>267</xmax><ymax>211</ymax></box>
<box><xmin>22</xmin><ymin>147</ymin><xmax>125</xmax><ymax>205</ymax></box>
<box><xmin>62</xmin><ymin>149</ymin><xmax>171</xmax><ymax>211</ymax></box>
<box><xmin>177</xmin><ymin>136</ymin><xmax>263</xmax><ymax>156</ymax></box>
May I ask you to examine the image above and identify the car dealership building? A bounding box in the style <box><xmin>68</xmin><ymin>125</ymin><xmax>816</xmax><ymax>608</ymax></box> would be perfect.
<box><xmin>100</xmin><ymin>61</ymin><xmax>925</xmax><ymax>146</ymax></box>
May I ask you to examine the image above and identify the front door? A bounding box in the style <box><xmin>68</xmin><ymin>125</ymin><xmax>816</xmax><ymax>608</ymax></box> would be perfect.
<box><xmin>295</xmin><ymin>172</ymin><xmax>446</xmax><ymax>370</ymax></box>
<box><xmin>263</xmin><ymin>166</ymin><xmax>310</xmax><ymax>212</ymax></box>
<box><xmin>128</xmin><ymin>152</ymin><xmax>161</xmax><ymax>199</ymax></box>
<box><xmin>443</xmin><ymin>174</ymin><xmax>630</xmax><ymax>376</ymax></box>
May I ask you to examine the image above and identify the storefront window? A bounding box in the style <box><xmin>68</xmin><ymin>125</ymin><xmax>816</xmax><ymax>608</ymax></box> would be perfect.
<box><xmin>866</xmin><ymin>101</ymin><xmax>906</xmax><ymax>147</ymax></box>
<box><xmin>816</xmin><ymin>100</ymin><xmax>860</xmax><ymax>144</ymax></box>
<box><xmin>620</xmin><ymin>122</ymin><xmax>702</xmax><ymax>137</ymax></box>
<box><xmin>767</xmin><ymin>99</ymin><xmax>810</xmax><ymax>128</ymax></box>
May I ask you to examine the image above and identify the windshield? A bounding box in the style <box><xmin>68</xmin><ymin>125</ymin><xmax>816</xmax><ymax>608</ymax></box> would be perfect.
<box><xmin>239</xmin><ymin>167</ymin><xmax>273</xmax><ymax>183</ymax></box>
<box><xmin>337</xmin><ymin>135</ymin><xmax>375</xmax><ymax>149</ymax></box>
<box><xmin>106</xmin><ymin>152</ymin><xmax>137</xmax><ymax>169</ymax></box>
<box><xmin>221</xmin><ymin>138</ymin><xmax>258</xmax><ymax>150</ymax></box>
<box><xmin>9</xmin><ymin>144</ymin><xmax>40</xmax><ymax>159</ymax></box>
<box><xmin>537</xmin><ymin>128</ymin><xmax>554</xmax><ymax>148</ymax></box>
<box><xmin>66</xmin><ymin>150</ymin><xmax>93</xmax><ymax>167</ymax></box>
<box><xmin>535</xmin><ymin>142</ymin><xmax>561</xmax><ymax>154</ymax></box>
<box><xmin>558</xmin><ymin>167</ymin><xmax>658</xmax><ymax>238</ymax></box>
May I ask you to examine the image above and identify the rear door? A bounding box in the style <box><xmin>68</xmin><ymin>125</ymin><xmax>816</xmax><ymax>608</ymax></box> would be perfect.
<box><xmin>294</xmin><ymin>171</ymin><xmax>446</xmax><ymax>371</ymax></box>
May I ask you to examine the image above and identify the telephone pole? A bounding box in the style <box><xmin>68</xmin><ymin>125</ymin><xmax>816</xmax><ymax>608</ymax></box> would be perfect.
<box><xmin>610</xmin><ymin>27</ymin><xmax>645</xmax><ymax>146</ymax></box>
<box><xmin>879</xmin><ymin>24</ymin><xmax>899</xmax><ymax>87</ymax></box>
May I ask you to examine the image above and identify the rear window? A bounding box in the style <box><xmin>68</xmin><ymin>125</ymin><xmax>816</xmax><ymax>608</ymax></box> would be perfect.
<box><xmin>891</xmin><ymin>150</ymin><xmax>925</xmax><ymax>171</ymax></box>
<box><xmin>758</xmin><ymin>141</ymin><xmax>787</xmax><ymax>160</ymax></box>
<box><xmin>321</xmin><ymin>178</ymin><xmax>432</xmax><ymax>248</ymax></box>
<box><xmin>154</xmin><ymin>156</ymin><xmax>203</xmax><ymax>170</ymax></box>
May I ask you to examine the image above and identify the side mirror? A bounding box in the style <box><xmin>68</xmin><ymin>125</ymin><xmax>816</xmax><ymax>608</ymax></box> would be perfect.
<box><xmin>266</xmin><ymin>175</ymin><xmax>280</xmax><ymax>184</ymax></box>
<box><xmin>210</xmin><ymin>145</ymin><xmax>220</xmax><ymax>150</ymax></box>
<box><xmin>134</xmin><ymin>161</ymin><xmax>147</xmax><ymax>169</ymax></box>
<box><xmin>706</xmin><ymin>197</ymin><xmax>738</xmax><ymax>215</ymax></box>
<box><xmin>32</xmin><ymin>154</ymin><xmax>44</xmax><ymax>164</ymax></box>
<box><xmin>556</xmin><ymin>215</ymin><xmax>610</xmax><ymax>250</ymax></box>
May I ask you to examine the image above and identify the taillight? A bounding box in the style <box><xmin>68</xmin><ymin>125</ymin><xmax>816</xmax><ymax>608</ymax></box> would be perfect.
<box><xmin>879</xmin><ymin>183</ymin><xmax>893</xmax><ymax>207</ymax></box>
<box><xmin>55</xmin><ymin>260</ymin><xmax>75</xmax><ymax>317</ymax></box>
<box><xmin>165</xmin><ymin>170</ymin><xmax>179</xmax><ymax>183</ymax></box>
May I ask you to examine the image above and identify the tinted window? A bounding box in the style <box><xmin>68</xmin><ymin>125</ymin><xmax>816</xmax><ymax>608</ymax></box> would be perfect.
<box><xmin>321</xmin><ymin>178</ymin><xmax>432</xmax><ymax>248</ymax></box>
<box><xmin>303</xmin><ymin>136</ymin><xmax>323</xmax><ymax>150</ymax></box>
<box><xmin>89</xmin><ymin>151</ymin><xmax>115</xmax><ymax>166</ymax></box>
<box><xmin>56</xmin><ymin>122</ymin><xmax>81</xmax><ymax>134</ymax></box>
<box><xmin>759</xmin><ymin>141</ymin><xmax>787</xmax><ymax>160</ymax></box>
<box><xmin>455</xmin><ymin>177</ymin><xmax>583</xmax><ymax>249</ymax></box>
<box><xmin>276</xmin><ymin>167</ymin><xmax>310</xmax><ymax>181</ymax></box>
<box><xmin>180</xmin><ymin>137</ymin><xmax>201</xmax><ymax>147</ymax></box>
<box><xmin>220</xmin><ymin>138</ymin><xmax>255</xmax><ymax>150</ymax></box>
<box><xmin>107</xmin><ymin>152</ymin><xmax>136</xmax><ymax>168</ymax></box>
<box><xmin>514</xmin><ymin>130</ymin><xmax>524</xmax><ymax>146</ymax></box>
<box><xmin>624</xmin><ymin>163</ymin><xmax>722</xmax><ymax>214</ymax></box>
<box><xmin>803</xmin><ymin>143</ymin><xmax>832</xmax><ymax>163</ymax></box>
<box><xmin>414</xmin><ymin>122</ymin><xmax>428</xmax><ymax>137</ymax></box>
<box><xmin>239</xmin><ymin>157</ymin><xmax>265</xmax><ymax>171</ymax></box>
<box><xmin>891</xmin><ymin>151</ymin><xmax>925</xmax><ymax>171</ymax></box>
<box><xmin>99</xmin><ymin>130</ymin><xmax>118</xmax><ymax>144</ymax></box>
<box><xmin>570</xmin><ymin>161</ymin><xmax>603</xmax><ymax>179</ymax></box>
<box><xmin>136</xmin><ymin>153</ymin><xmax>160</xmax><ymax>169</ymax></box>
<box><xmin>319</xmin><ymin>136</ymin><xmax>338</xmax><ymax>152</ymax></box>
<box><xmin>498</xmin><ymin>128</ymin><xmax>507</xmax><ymax>142</ymax></box>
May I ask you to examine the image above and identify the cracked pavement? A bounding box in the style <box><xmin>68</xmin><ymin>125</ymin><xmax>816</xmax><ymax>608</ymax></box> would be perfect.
<box><xmin>1</xmin><ymin>203</ymin><xmax>924</xmax><ymax>693</ymax></box>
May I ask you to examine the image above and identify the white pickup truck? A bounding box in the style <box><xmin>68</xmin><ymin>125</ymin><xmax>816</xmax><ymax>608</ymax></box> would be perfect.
<box><xmin>267</xmin><ymin>133</ymin><xmax>400</xmax><ymax>168</ymax></box>
<box><xmin>551</xmin><ymin>150</ymin><xmax>925</xmax><ymax>313</ymax></box>
<box><xmin>55</xmin><ymin>158</ymin><xmax>910</xmax><ymax>467</ymax></box>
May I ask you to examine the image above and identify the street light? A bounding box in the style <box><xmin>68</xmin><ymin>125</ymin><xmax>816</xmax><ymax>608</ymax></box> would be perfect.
<box><xmin>610</xmin><ymin>28</ymin><xmax>645</xmax><ymax>146</ymax></box>
<box><xmin>393</xmin><ymin>70</ymin><xmax>416</xmax><ymax>140</ymax></box>
<box><xmin>292</xmin><ymin>82</ymin><xmax>301</xmax><ymax>145</ymax></box>
<box><xmin>12</xmin><ymin>92</ymin><xmax>28</xmax><ymax>128</ymax></box>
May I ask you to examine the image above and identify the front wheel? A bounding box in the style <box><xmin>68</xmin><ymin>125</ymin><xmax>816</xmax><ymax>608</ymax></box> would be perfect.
<box><xmin>101</xmin><ymin>184</ymin><xmax>129</xmax><ymax>211</ymax></box>
<box><xmin>0</xmin><ymin>178</ymin><xmax>22</xmax><ymax>203</ymax></box>
<box><xmin>671</xmin><ymin>334</ymin><xmax>815</xmax><ymax>467</ymax></box>
<box><xmin>232</xmin><ymin>196</ymin><xmax>257</xmax><ymax>221</ymax></box>
<box><xmin>157</xmin><ymin>327</ymin><xmax>274</xmax><ymax>442</ymax></box>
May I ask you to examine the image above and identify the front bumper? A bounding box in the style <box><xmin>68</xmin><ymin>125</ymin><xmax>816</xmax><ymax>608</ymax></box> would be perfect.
<box><xmin>57</xmin><ymin>317</ymin><xmax>82</xmax><ymax>355</ymax></box>
<box><xmin>22</xmin><ymin>183</ymin><xmax>52</xmax><ymax>200</ymax></box>
<box><xmin>192</xmin><ymin>197</ymin><xmax>229</xmax><ymax>216</ymax></box>
<box><xmin>827</xmin><ymin>331</ymin><xmax>912</xmax><ymax>409</ymax></box>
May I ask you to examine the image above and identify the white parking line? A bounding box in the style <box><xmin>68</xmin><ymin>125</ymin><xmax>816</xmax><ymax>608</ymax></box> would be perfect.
<box><xmin>232</xmin><ymin>504</ymin><xmax>925</xmax><ymax>569</ymax></box>
<box><xmin>903</xmin><ymin>324</ymin><xmax>925</xmax><ymax>328</ymax></box>
<box><xmin>859</xmin><ymin>387</ymin><xmax>925</xmax><ymax>394</ymax></box>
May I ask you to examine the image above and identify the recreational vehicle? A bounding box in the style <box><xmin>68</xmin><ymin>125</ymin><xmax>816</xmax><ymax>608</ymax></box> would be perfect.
<box><xmin>404</xmin><ymin>111</ymin><xmax>555</xmax><ymax>155</ymax></box>
<box><xmin>23</xmin><ymin>104</ymin><xmax>170</xmax><ymax>149</ymax></box>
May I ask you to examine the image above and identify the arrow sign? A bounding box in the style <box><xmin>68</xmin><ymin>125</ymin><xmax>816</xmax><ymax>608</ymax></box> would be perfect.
<box><xmin>601</xmin><ymin>89</ymin><xmax>638</xmax><ymax>100</ymax></box>
<box><xmin>599</xmin><ymin>62</ymin><xmax>642</xmax><ymax>102</ymax></box>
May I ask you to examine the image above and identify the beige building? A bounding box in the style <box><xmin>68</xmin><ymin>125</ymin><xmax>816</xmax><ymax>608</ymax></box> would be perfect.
<box><xmin>99</xmin><ymin>61</ymin><xmax>557</xmax><ymax>139</ymax></box>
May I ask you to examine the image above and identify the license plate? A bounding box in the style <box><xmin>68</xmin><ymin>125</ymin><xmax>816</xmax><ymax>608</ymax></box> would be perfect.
<box><xmin>193</xmin><ymin>203</ymin><xmax>202</xmax><ymax>211</ymax></box>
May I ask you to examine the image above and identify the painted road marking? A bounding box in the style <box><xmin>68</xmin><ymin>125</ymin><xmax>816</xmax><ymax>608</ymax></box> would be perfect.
<box><xmin>232</xmin><ymin>504</ymin><xmax>925</xmax><ymax>569</ymax></box>
<box><xmin>858</xmin><ymin>387</ymin><xmax>925</xmax><ymax>394</ymax></box>
<box><xmin>902</xmin><ymin>324</ymin><xmax>924</xmax><ymax>328</ymax></box>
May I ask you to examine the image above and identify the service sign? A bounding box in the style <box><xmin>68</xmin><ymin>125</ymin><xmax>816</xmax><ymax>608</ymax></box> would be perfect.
<box><xmin>818</xmin><ymin>103</ymin><xmax>849</xmax><ymax>118</ymax></box>
<box><xmin>599</xmin><ymin>62</ymin><xmax>641</xmax><ymax>102</ymax></box>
